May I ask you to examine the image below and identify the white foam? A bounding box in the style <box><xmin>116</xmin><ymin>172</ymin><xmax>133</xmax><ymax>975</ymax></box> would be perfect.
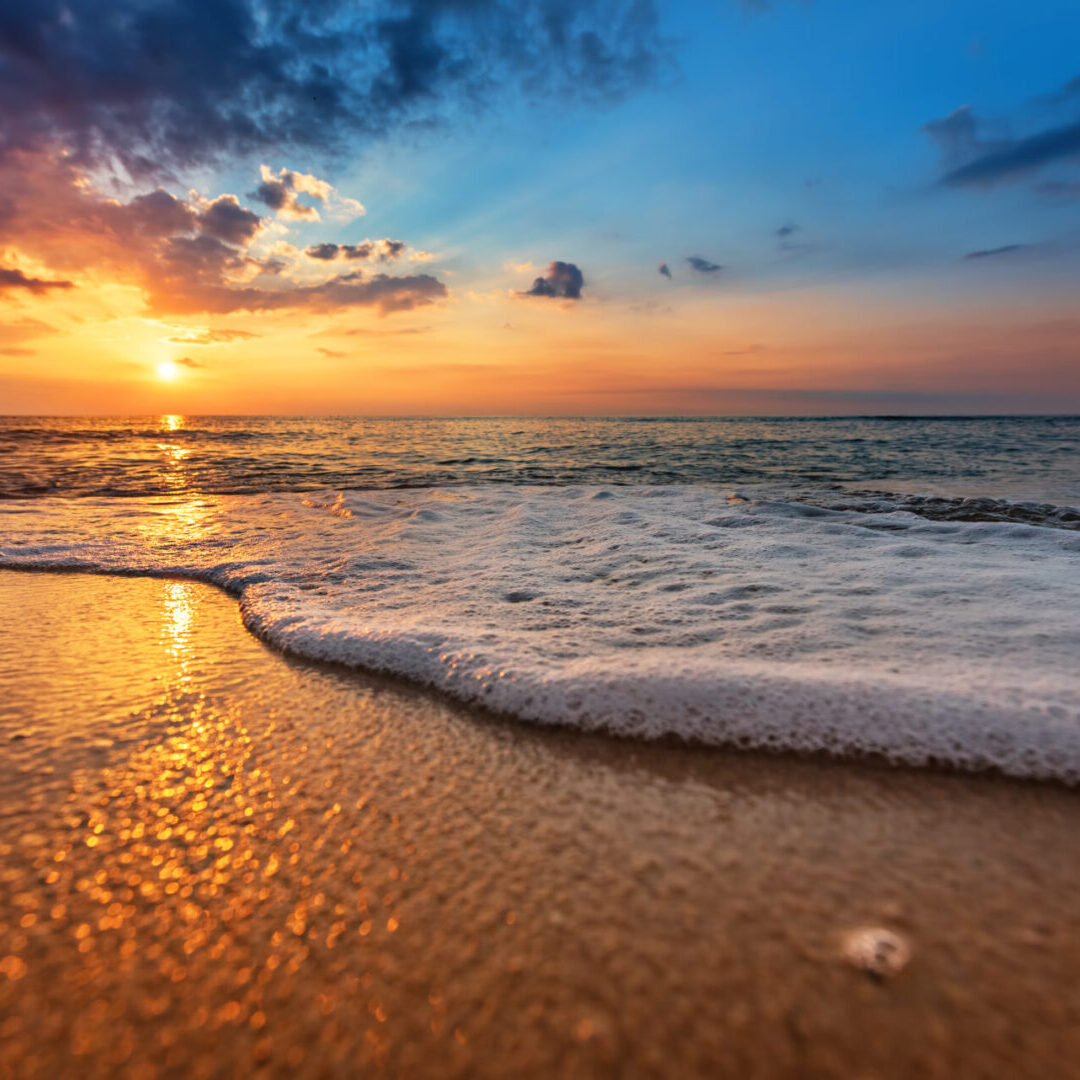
<box><xmin>3</xmin><ymin>486</ymin><xmax>1080</xmax><ymax>781</ymax></box>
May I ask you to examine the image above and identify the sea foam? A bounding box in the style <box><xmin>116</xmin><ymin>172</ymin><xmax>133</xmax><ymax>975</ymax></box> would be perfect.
<box><xmin>3</xmin><ymin>486</ymin><xmax>1080</xmax><ymax>781</ymax></box>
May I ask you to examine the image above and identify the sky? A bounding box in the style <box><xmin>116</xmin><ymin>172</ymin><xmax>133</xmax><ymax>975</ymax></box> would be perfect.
<box><xmin>1</xmin><ymin>0</ymin><xmax>1079</xmax><ymax>415</ymax></box>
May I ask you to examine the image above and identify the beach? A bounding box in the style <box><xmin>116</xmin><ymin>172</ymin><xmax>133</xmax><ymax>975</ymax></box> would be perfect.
<box><xmin>3</xmin><ymin>568</ymin><xmax>1079</xmax><ymax>1078</ymax></box>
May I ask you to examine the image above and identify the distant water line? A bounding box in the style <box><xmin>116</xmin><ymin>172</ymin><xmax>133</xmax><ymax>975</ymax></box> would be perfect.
<box><xmin>1</xmin><ymin>415</ymin><xmax>1078</xmax><ymax>506</ymax></box>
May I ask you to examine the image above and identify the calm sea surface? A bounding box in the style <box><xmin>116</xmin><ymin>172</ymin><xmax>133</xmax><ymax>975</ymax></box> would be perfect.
<box><xmin>1</xmin><ymin>415</ymin><xmax>1078</xmax><ymax>506</ymax></box>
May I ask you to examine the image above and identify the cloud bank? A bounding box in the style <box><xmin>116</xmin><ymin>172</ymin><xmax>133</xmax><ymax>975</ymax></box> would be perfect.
<box><xmin>0</xmin><ymin>0</ymin><xmax>667</xmax><ymax>174</ymax></box>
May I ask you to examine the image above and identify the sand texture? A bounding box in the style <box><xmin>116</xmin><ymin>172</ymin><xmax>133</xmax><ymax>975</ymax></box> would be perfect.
<box><xmin>1</xmin><ymin>569</ymin><xmax>1080</xmax><ymax>1079</ymax></box>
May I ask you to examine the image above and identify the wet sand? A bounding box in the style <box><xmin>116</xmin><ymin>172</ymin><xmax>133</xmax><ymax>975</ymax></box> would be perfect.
<box><xmin>1</xmin><ymin>568</ymin><xmax>1079</xmax><ymax>1079</ymax></box>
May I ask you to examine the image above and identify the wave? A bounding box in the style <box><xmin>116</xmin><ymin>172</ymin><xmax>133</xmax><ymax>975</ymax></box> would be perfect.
<box><xmin>818</xmin><ymin>490</ymin><xmax>1080</xmax><ymax>530</ymax></box>
<box><xmin>3</xmin><ymin>485</ymin><xmax>1079</xmax><ymax>782</ymax></box>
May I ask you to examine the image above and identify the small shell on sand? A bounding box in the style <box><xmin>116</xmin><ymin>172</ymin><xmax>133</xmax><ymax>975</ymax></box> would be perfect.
<box><xmin>842</xmin><ymin>927</ymin><xmax>912</xmax><ymax>979</ymax></box>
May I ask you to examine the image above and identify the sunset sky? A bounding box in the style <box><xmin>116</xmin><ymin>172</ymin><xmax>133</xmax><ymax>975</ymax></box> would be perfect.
<box><xmin>1</xmin><ymin>0</ymin><xmax>1079</xmax><ymax>415</ymax></box>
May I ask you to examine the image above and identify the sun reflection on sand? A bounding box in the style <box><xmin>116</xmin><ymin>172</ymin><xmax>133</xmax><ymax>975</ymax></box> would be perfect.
<box><xmin>161</xmin><ymin>581</ymin><xmax>197</xmax><ymax>685</ymax></box>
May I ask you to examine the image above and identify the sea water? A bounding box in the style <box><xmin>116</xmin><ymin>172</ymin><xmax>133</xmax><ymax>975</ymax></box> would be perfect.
<box><xmin>2</xmin><ymin>415</ymin><xmax>1078</xmax><ymax>781</ymax></box>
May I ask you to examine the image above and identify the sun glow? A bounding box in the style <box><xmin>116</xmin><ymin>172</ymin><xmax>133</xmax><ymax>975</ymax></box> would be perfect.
<box><xmin>157</xmin><ymin>361</ymin><xmax>180</xmax><ymax>381</ymax></box>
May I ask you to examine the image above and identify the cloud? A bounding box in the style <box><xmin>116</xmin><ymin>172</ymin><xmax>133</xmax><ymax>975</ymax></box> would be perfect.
<box><xmin>0</xmin><ymin>317</ymin><xmax>56</xmax><ymax>351</ymax></box>
<box><xmin>317</xmin><ymin>347</ymin><xmax>346</xmax><ymax>358</ymax></box>
<box><xmin>305</xmin><ymin>240</ymin><xmax>408</xmax><ymax>263</ymax></box>
<box><xmin>776</xmin><ymin>222</ymin><xmax>799</xmax><ymax>238</ymax></box>
<box><xmin>181</xmin><ymin>272</ymin><xmax>448</xmax><ymax>316</ymax></box>
<box><xmin>197</xmin><ymin>195</ymin><xmax>262</xmax><ymax>245</ymax></box>
<box><xmin>126</xmin><ymin>190</ymin><xmax>198</xmax><ymax>236</ymax></box>
<box><xmin>0</xmin><ymin>1</ymin><xmax>667</xmax><ymax>175</ymax></box>
<box><xmin>0</xmin><ymin>266</ymin><xmax>74</xmax><ymax>293</ymax></box>
<box><xmin>333</xmin><ymin>325</ymin><xmax>432</xmax><ymax>338</ymax></box>
<box><xmin>175</xmin><ymin>356</ymin><xmax>204</xmax><ymax>368</ymax></box>
<box><xmin>164</xmin><ymin>327</ymin><xmax>260</xmax><ymax>345</ymax></box>
<box><xmin>0</xmin><ymin>152</ymin><xmax>448</xmax><ymax>317</ymax></box>
<box><xmin>925</xmin><ymin>76</ymin><xmax>1080</xmax><ymax>188</ymax></box>
<box><xmin>1035</xmin><ymin>181</ymin><xmax>1080</xmax><ymax>199</ymax></box>
<box><xmin>964</xmin><ymin>244</ymin><xmax>1026</xmax><ymax>260</ymax></box>
<box><xmin>658</xmin><ymin>261</ymin><xmax>672</xmax><ymax>280</ymax></box>
<box><xmin>251</xmin><ymin>166</ymin><xmax>364</xmax><ymax>222</ymax></box>
<box><xmin>923</xmin><ymin>106</ymin><xmax>985</xmax><ymax>165</ymax></box>
<box><xmin>943</xmin><ymin>121</ymin><xmax>1080</xmax><ymax>187</ymax></box>
<box><xmin>1035</xmin><ymin>75</ymin><xmax>1080</xmax><ymax>107</ymax></box>
<box><xmin>520</xmin><ymin>261</ymin><xmax>585</xmax><ymax>300</ymax></box>
<box><xmin>686</xmin><ymin>255</ymin><xmax>722</xmax><ymax>274</ymax></box>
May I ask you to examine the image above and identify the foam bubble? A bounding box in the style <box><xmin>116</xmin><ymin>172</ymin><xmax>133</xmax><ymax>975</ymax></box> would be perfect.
<box><xmin>3</xmin><ymin>486</ymin><xmax>1080</xmax><ymax>782</ymax></box>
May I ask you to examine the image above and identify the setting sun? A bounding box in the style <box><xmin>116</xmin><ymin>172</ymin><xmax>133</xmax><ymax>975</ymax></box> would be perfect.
<box><xmin>157</xmin><ymin>360</ymin><xmax>179</xmax><ymax>381</ymax></box>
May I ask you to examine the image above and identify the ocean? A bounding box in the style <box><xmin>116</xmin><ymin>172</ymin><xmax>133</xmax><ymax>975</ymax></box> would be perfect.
<box><xmin>2</xmin><ymin>414</ymin><xmax>1079</xmax><ymax>781</ymax></box>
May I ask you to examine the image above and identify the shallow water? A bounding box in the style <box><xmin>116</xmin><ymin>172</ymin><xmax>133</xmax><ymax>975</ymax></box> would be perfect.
<box><xmin>3</xmin><ymin>485</ymin><xmax>1079</xmax><ymax>781</ymax></box>
<box><xmin>3</xmin><ymin>569</ymin><xmax>1080</xmax><ymax>1079</ymax></box>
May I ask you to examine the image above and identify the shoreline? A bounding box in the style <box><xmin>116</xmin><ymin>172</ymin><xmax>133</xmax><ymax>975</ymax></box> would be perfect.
<box><xmin>2</xmin><ymin>569</ymin><xmax>1080</xmax><ymax>1077</ymax></box>
<box><xmin>2</xmin><ymin>560</ymin><xmax>1076</xmax><ymax>789</ymax></box>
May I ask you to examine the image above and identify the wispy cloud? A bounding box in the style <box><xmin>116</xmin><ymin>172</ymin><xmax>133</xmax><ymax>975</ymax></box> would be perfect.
<box><xmin>963</xmin><ymin>244</ymin><xmax>1026</xmax><ymax>260</ymax></box>
<box><xmin>0</xmin><ymin>266</ymin><xmax>73</xmax><ymax>293</ymax></box>
<box><xmin>925</xmin><ymin>75</ymin><xmax>1080</xmax><ymax>188</ymax></box>
<box><xmin>686</xmin><ymin>255</ymin><xmax>722</xmax><ymax>274</ymax></box>
<box><xmin>164</xmin><ymin>327</ymin><xmax>260</xmax><ymax>346</ymax></box>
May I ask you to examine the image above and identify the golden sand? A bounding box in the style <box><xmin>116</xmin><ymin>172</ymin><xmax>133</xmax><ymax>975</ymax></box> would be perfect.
<box><xmin>1</xmin><ymin>569</ymin><xmax>1079</xmax><ymax>1078</ymax></box>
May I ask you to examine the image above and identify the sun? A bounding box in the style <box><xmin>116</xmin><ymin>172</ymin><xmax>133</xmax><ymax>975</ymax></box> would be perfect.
<box><xmin>157</xmin><ymin>360</ymin><xmax>180</xmax><ymax>381</ymax></box>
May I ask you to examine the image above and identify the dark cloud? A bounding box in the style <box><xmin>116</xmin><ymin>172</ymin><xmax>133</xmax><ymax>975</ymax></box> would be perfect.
<box><xmin>0</xmin><ymin>0</ymin><xmax>667</xmax><ymax>174</ymax></box>
<box><xmin>197</xmin><ymin>195</ymin><xmax>261</xmax><ymax>245</ymax></box>
<box><xmin>686</xmin><ymin>256</ymin><xmax>722</xmax><ymax>274</ymax></box>
<box><xmin>180</xmin><ymin>272</ymin><xmax>448</xmax><ymax>316</ymax></box>
<box><xmin>162</xmin><ymin>234</ymin><xmax>253</xmax><ymax>276</ymax></box>
<box><xmin>926</xmin><ymin>77</ymin><xmax>1080</xmax><ymax>188</ymax></box>
<box><xmin>126</xmin><ymin>190</ymin><xmax>198</xmax><ymax>236</ymax></box>
<box><xmin>963</xmin><ymin>244</ymin><xmax>1026</xmax><ymax>260</ymax></box>
<box><xmin>943</xmin><ymin>120</ymin><xmax>1080</xmax><ymax>187</ymax></box>
<box><xmin>249</xmin><ymin>168</ymin><xmax>329</xmax><ymax>219</ymax></box>
<box><xmin>522</xmin><ymin>261</ymin><xmax>585</xmax><ymax>300</ymax></box>
<box><xmin>776</xmin><ymin>222</ymin><xmax>799</xmax><ymax>238</ymax></box>
<box><xmin>0</xmin><ymin>266</ymin><xmax>73</xmax><ymax>293</ymax></box>
<box><xmin>305</xmin><ymin>239</ymin><xmax>408</xmax><ymax>262</ymax></box>
<box><xmin>307</xmin><ymin>243</ymin><xmax>341</xmax><ymax>261</ymax></box>
<box><xmin>658</xmin><ymin>261</ymin><xmax>672</xmax><ymax>280</ymax></box>
<box><xmin>252</xmin><ymin>180</ymin><xmax>295</xmax><ymax>214</ymax></box>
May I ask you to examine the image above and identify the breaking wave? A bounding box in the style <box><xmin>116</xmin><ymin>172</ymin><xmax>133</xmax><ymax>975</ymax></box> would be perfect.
<box><xmin>3</xmin><ymin>485</ymin><xmax>1080</xmax><ymax>782</ymax></box>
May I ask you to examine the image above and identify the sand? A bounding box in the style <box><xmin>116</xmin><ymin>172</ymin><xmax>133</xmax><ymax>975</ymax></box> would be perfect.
<box><xmin>1</xmin><ymin>568</ymin><xmax>1079</xmax><ymax>1079</ymax></box>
